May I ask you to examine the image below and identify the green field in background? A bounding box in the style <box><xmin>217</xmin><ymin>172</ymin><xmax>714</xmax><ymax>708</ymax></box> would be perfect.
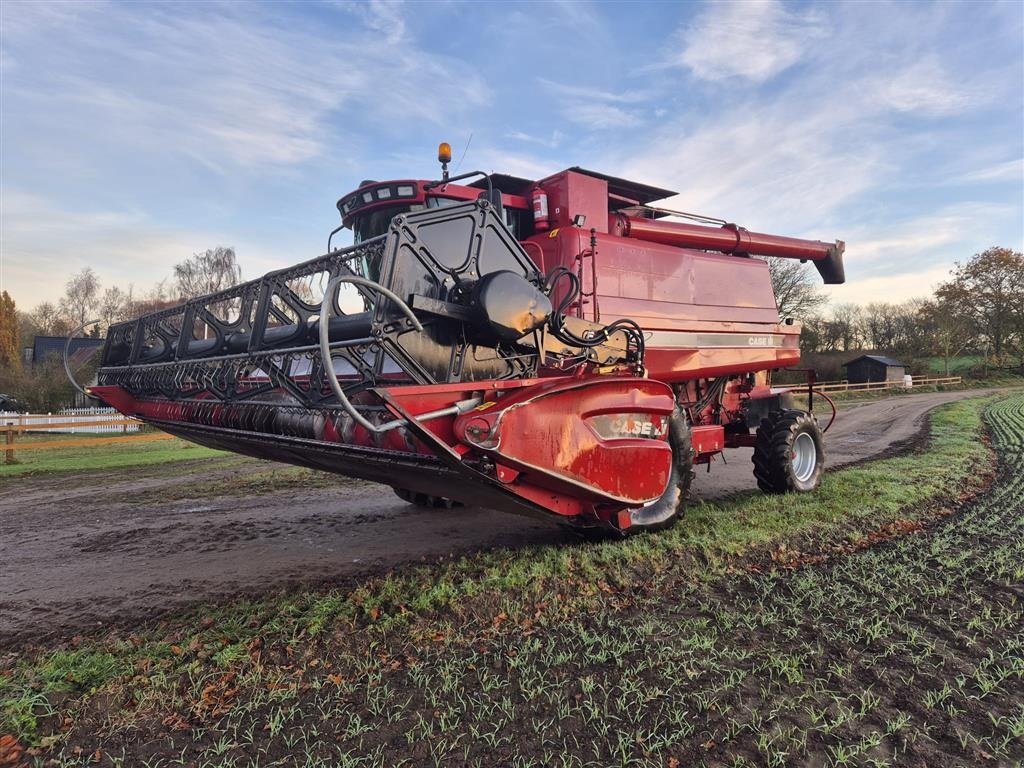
<box><xmin>0</xmin><ymin>431</ymin><xmax>225</xmax><ymax>477</ymax></box>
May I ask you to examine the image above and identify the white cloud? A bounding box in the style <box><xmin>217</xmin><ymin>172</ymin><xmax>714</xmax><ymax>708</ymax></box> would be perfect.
<box><xmin>619</xmin><ymin>102</ymin><xmax>883</xmax><ymax>235</ymax></box>
<box><xmin>672</xmin><ymin>0</ymin><xmax>826</xmax><ymax>83</ymax></box>
<box><xmin>851</xmin><ymin>228</ymin><xmax>962</xmax><ymax>265</ymax></box>
<box><xmin>538</xmin><ymin>79</ymin><xmax>650</xmax><ymax>104</ymax></box>
<box><xmin>614</xmin><ymin>0</ymin><xmax>1022</xmax><ymax>309</ymax></box>
<box><xmin>0</xmin><ymin>189</ymin><xmax>289</xmax><ymax>305</ymax></box>
<box><xmin>566</xmin><ymin>103</ymin><xmax>643</xmax><ymax>130</ymax></box>
<box><xmin>960</xmin><ymin>158</ymin><xmax>1024</xmax><ymax>184</ymax></box>
<box><xmin>843</xmin><ymin>202</ymin><xmax>1016</xmax><ymax>263</ymax></box>
<box><xmin>823</xmin><ymin>265</ymin><xmax>952</xmax><ymax>305</ymax></box>
<box><xmin>2</xmin><ymin>4</ymin><xmax>489</xmax><ymax>173</ymax></box>
<box><xmin>820</xmin><ymin>202</ymin><xmax>1018</xmax><ymax>304</ymax></box>
<box><xmin>504</xmin><ymin>130</ymin><xmax>565</xmax><ymax>149</ymax></box>
<box><xmin>332</xmin><ymin>0</ymin><xmax>408</xmax><ymax>45</ymax></box>
<box><xmin>539</xmin><ymin>78</ymin><xmax>646</xmax><ymax>130</ymax></box>
<box><xmin>0</xmin><ymin>0</ymin><xmax>107</xmax><ymax>37</ymax></box>
<box><xmin>470</xmin><ymin>148</ymin><xmax>554</xmax><ymax>181</ymax></box>
<box><xmin>869</xmin><ymin>57</ymin><xmax>981</xmax><ymax>116</ymax></box>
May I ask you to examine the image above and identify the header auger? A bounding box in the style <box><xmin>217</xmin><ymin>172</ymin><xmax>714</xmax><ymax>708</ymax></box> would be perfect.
<box><xmin>88</xmin><ymin>148</ymin><xmax>845</xmax><ymax>535</ymax></box>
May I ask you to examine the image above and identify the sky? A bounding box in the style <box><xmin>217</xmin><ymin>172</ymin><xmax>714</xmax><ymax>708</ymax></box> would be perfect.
<box><xmin>1</xmin><ymin>0</ymin><xmax>1022</xmax><ymax>313</ymax></box>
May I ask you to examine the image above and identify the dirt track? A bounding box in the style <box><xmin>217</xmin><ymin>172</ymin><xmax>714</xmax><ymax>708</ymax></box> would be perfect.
<box><xmin>0</xmin><ymin>390</ymin><xmax>993</xmax><ymax>643</ymax></box>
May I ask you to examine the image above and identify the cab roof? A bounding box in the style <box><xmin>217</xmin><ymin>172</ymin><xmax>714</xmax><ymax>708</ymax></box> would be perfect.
<box><xmin>470</xmin><ymin>168</ymin><xmax>676</xmax><ymax>206</ymax></box>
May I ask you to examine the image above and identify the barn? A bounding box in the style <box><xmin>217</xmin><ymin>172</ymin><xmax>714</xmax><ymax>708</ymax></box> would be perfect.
<box><xmin>28</xmin><ymin>335</ymin><xmax>106</xmax><ymax>367</ymax></box>
<box><xmin>26</xmin><ymin>335</ymin><xmax>106</xmax><ymax>407</ymax></box>
<box><xmin>842</xmin><ymin>354</ymin><xmax>907</xmax><ymax>385</ymax></box>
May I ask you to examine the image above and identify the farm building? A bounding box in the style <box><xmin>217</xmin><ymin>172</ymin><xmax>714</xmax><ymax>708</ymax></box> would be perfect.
<box><xmin>26</xmin><ymin>336</ymin><xmax>105</xmax><ymax>367</ymax></box>
<box><xmin>25</xmin><ymin>335</ymin><xmax>106</xmax><ymax>407</ymax></box>
<box><xmin>842</xmin><ymin>354</ymin><xmax>907</xmax><ymax>384</ymax></box>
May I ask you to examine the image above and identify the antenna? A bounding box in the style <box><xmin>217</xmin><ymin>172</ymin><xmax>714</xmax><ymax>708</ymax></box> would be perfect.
<box><xmin>452</xmin><ymin>132</ymin><xmax>473</xmax><ymax>176</ymax></box>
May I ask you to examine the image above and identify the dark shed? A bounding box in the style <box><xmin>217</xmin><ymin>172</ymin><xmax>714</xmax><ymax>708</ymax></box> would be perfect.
<box><xmin>842</xmin><ymin>354</ymin><xmax>906</xmax><ymax>385</ymax></box>
<box><xmin>30</xmin><ymin>336</ymin><xmax>105</xmax><ymax>366</ymax></box>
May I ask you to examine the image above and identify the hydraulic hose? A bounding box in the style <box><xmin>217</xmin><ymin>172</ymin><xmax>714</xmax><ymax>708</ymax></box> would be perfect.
<box><xmin>318</xmin><ymin>275</ymin><xmax>480</xmax><ymax>433</ymax></box>
<box><xmin>818</xmin><ymin>390</ymin><xmax>838</xmax><ymax>433</ymax></box>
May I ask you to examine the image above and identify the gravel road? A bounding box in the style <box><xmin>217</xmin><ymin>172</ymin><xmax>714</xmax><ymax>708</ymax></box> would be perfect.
<box><xmin>0</xmin><ymin>389</ymin><xmax>993</xmax><ymax>643</ymax></box>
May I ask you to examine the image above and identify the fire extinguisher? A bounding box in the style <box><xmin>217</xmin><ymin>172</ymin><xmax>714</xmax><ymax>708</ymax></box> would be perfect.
<box><xmin>531</xmin><ymin>186</ymin><xmax>549</xmax><ymax>232</ymax></box>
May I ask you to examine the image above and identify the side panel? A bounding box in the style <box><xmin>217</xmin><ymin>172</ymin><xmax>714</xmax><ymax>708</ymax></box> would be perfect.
<box><xmin>537</xmin><ymin>171</ymin><xmax>610</xmax><ymax>233</ymax></box>
<box><xmin>524</xmin><ymin>228</ymin><xmax>799</xmax><ymax>381</ymax></box>
<box><xmin>455</xmin><ymin>377</ymin><xmax>676</xmax><ymax>506</ymax></box>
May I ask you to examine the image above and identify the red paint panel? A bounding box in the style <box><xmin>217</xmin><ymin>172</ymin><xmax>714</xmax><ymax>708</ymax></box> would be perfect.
<box><xmin>691</xmin><ymin>425</ymin><xmax>725</xmax><ymax>456</ymax></box>
<box><xmin>538</xmin><ymin>171</ymin><xmax>610</xmax><ymax>232</ymax></box>
<box><xmin>455</xmin><ymin>377</ymin><xmax>675</xmax><ymax>505</ymax></box>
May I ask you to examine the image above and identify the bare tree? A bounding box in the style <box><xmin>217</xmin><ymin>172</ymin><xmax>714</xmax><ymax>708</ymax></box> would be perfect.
<box><xmin>798</xmin><ymin>314</ymin><xmax>824</xmax><ymax>353</ymax></box>
<box><xmin>918</xmin><ymin>300</ymin><xmax>975</xmax><ymax>376</ymax></box>
<box><xmin>861</xmin><ymin>302</ymin><xmax>893</xmax><ymax>350</ymax></box>
<box><xmin>99</xmin><ymin>286</ymin><xmax>131</xmax><ymax>330</ymax></box>
<box><xmin>901</xmin><ymin>298</ymin><xmax>931</xmax><ymax>357</ymax></box>
<box><xmin>130</xmin><ymin>279</ymin><xmax>177</xmax><ymax>317</ymax></box>
<box><xmin>859</xmin><ymin>300</ymin><xmax>929</xmax><ymax>355</ymax></box>
<box><xmin>765</xmin><ymin>257</ymin><xmax>828</xmax><ymax>320</ymax></box>
<box><xmin>29</xmin><ymin>301</ymin><xmax>60</xmax><ymax>335</ymax></box>
<box><xmin>60</xmin><ymin>267</ymin><xmax>101</xmax><ymax>334</ymax></box>
<box><xmin>829</xmin><ymin>303</ymin><xmax>863</xmax><ymax>352</ymax></box>
<box><xmin>174</xmin><ymin>247</ymin><xmax>242</xmax><ymax>301</ymax></box>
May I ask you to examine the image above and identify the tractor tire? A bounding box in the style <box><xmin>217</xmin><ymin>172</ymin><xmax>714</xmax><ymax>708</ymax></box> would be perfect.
<box><xmin>752</xmin><ymin>409</ymin><xmax>824</xmax><ymax>494</ymax></box>
<box><xmin>620</xmin><ymin>408</ymin><xmax>695</xmax><ymax>534</ymax></box>
<box><xmin>391</xmin><ymin>487</ymin><xmax>462</xmax><ymax>509</ymax></box>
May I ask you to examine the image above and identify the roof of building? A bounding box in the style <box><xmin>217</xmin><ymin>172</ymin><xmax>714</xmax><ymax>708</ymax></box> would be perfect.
<box><xmin>32</xmin><ymin>335</ymin><xmax>105</xmax><ymax>365</ymax></box>
<box><xmin>842</xmin><ymin>354</ymin><xmax>906</xmax><ymax>368</ymax></box>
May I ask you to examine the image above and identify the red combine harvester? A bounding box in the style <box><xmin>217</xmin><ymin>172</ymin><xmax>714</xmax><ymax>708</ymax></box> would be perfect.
<box><xmin>86</xmin><ymin>145</ymin><xmax>845</xmax><ymax>534</ymax></box>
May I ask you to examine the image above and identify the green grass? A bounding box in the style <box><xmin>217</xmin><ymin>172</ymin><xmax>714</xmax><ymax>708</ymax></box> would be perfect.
<box><xmin>3</xmin><ymin>393</ymin><xmax>1022</xmax><ymax>767</ymax></box>
<box><xmin>0</xmin><ymin>430</ymin><xmax>225</xmax><ymax>477</ymax></box>
<box><xmin>925</xmin><ymin>355</ymin><xmax>985</xmax><ymax>374</ymax></box>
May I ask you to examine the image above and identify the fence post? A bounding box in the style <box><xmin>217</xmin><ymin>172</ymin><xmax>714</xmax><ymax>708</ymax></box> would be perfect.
<box><xmin>4</xmin><ymin>426</ymin><xmax>14</xmax><ymax>465</ymax></box>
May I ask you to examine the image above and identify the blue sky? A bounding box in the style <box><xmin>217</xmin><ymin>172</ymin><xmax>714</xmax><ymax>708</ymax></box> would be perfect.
<box><xmin>1</xmin><ymin>0</ymin><xmax>1021</xmax><ymax>311</ymax></box>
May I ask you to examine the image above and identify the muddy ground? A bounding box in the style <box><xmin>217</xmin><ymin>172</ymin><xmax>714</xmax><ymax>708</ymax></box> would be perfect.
<box><xmin>0</xmin><ymin>390</ymin><xmax>993</xmax><ymax>643</ymax></box>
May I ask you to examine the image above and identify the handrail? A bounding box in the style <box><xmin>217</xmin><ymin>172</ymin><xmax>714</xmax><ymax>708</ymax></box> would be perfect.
<box><xmin>63</xmin><ymin>319</ymin><xmax>102</xmax><ymax>398</ymax></box>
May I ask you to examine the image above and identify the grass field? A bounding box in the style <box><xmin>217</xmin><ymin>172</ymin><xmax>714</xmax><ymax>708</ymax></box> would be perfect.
<box><xmin>925</xmin><ymin>355</ymin><xmax>986</xmax><ymax>374</ymax></box>
<box><xmin>0</xmin><ymin>431</ymin><xmax>226</xmax><ymax>478</ymax></box>
<box><xmin>1</xmin><ymin>394</ymin><xmax>1021</xmax><ymax>766</ymax></box>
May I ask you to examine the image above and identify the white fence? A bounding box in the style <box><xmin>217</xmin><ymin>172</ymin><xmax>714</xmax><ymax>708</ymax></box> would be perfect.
<box><xmin>0</xmin><ymin>407</ymin><xmax>140</xmax><ymax>434</ymax></box>
<box><xmin>778</xmin><ymin>376</ymin><xmax>963</xmax><ymax>396</ymax></box>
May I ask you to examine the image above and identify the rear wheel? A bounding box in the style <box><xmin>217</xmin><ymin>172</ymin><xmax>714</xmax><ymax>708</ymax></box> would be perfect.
<box><xmin>752</xmin><ymin>409</ymin><xmax>824</xmax><ymax>493</ymax></box>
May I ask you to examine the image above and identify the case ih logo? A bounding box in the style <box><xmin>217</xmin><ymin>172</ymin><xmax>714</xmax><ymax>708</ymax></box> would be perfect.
<box><xmin>589</xmin><ymin>414</ymin><xmax>670</xmax><ymax>440</ymax></box>
<box><xmin>747</xmin><ymin>335</ymin><xmax>772</xmax><ymax>346</ymax></box>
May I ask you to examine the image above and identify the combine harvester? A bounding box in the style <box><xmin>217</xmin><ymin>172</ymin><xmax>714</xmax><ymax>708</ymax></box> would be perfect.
<box><xmin>84</xmin><ymin>144</ymin><xmax>845</xmax><ymax>534</ymax></box>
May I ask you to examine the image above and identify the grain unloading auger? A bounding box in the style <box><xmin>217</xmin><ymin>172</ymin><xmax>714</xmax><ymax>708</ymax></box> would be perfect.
<box><xmin>87</xmin><ymin>150</ymin><xmax>845</xmax><ymax>534</ymax></box>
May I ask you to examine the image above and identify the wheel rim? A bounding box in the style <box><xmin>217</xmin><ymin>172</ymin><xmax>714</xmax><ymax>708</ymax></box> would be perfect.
<box><xmin>791</xmin><ymin>432</ymin><xmax>817</xmax><ymax>483</ymax></box>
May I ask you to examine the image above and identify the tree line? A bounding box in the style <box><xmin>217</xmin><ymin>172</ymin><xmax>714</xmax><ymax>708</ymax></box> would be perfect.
<box><xmin>16</xmin><ymin>246</ymin><xmax>242</xmax><ymax>341</ymax></box>
<box><xmin>0</xmin><ymin>247</ymin><xmax>241</xmax><ymax>411</ymax></box>
<box><xmin>775</xmin><ymin>246</ymin><xmax>1023</xmax><ymax>379</ymax></box>
<box><xmin>1</xmin><ymin>244</ymin><xmax>1021</xmax><ymax>410</ymax></box>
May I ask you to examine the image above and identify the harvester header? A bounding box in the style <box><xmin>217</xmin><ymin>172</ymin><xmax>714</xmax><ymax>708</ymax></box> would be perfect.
<box><xmin>85</xmin><ymin>148</ymin><xmax>844</xmax><ymax>535</ymax></box>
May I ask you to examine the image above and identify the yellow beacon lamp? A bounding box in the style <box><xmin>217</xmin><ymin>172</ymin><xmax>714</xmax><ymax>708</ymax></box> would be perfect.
<box><xmin>438</xmin><ymin>141</ymin><xmax>452</xmax><ymax>181</ymax></box>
